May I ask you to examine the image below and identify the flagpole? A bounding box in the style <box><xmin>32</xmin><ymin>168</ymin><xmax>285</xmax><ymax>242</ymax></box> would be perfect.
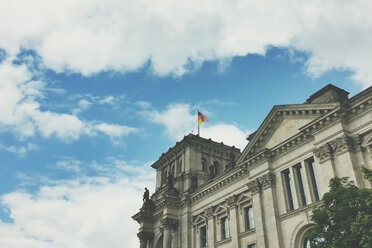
<box><xmin>197</xmin><ymin>110</ymin><xmax>200</xmax><ymax>136</ymax></box>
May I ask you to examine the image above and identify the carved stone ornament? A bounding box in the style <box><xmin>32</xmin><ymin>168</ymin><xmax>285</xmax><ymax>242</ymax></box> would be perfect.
<box><xmin>313</xmin><ymin>134</ymin><xmax>356</xmax><ymax>163</ymax></box>
<box><xmin>247</xmin><ymin>172</ymin><xmax>274</xmax><ymax>193</ymax></box>
<box><xmin>247</xmin><ymin>179</ymin><xmax>260</xmax><ymax>194</ymax></box>
<box><xmin>258</xmin><ymin>172</ymin><xmax>274</xmax><ymax>189</ymax></box>
<box><xmin>161</xmin><ymin>218</ymin><xmax>179</xmax><ymax>230</ymax></box>
<box><xmin>204</xmin><ymin>206</ymin><xmax>215</xmax><ymax>219</ymax></box>
<box><xmin>137</xmin><ymin>231</ymin><xmax>154</xmax><ymax>242</ymax></box>
<box><xmin>226</xmin><ymin>195</ymin><xmax>238</xmax><ymax>209</ymax></box>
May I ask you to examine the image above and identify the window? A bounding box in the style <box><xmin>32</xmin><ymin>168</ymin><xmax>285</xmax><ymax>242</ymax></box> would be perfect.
<box><xmin>214</xmin><ymin>161</ymin><xmax>220</xmax><ymax>175</ymax></box>
<box><xmin>306</xmin><ymin>158</ymin><xmax>320</xmax><ymax>201</ymax></box>
<box><xmin>200</xmin><ymin>226</ymin><xmax>207</xmax><ymax>248</ymax></box>
<box><xmin>247</xmin><ymin>244</ymin><xmax>256</xmax><ymax>248</ymax></box>
<box><xmin>201</xmin><ymin>158</ymin><xmax>207</xmax><ymax>171</ymax></box>
<box><xmin>282</xmin><ymin>169</ymin><xmax>294</xmax><ymax>211</ymax></box>
<box><xmin>177</xmin><ymin>159</ymin><xmax>182</xmax><ymax>174</ymax></box>
<box><xmin>220</xmin><ymin>216</ymin><xmax>229</xmax><ymax>240</ymax></box>
<box><xmin>244</xmin><ymin>206</ymin><xmax>255</xmax><ymax>230</ymax></box>
<box><xmin>294</xmin><ymin>164</ymin><xmax>307</xmax><ymax>207</ymax></box>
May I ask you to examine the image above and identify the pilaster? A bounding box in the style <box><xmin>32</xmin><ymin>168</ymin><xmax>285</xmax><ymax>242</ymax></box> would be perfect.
<box><xmin>226</xmin><ymin>195</ymin><xmax>239</xmax><ymax>248</ymax></box>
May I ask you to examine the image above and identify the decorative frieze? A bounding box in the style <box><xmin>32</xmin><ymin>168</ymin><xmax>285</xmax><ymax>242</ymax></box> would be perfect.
<box><xmin>313</xmin><ymin>134</ymin><xmax>359</xmax><ymax>163</ymax></box>
<box><xmin>313</xmin><ymin>143</ymin><xmax>333</xmax><ymax>163</ymax></box>
<box><xmin>247</xmin><ymin>172</ymin><xmax>274</xmax><ymax>194</ymax></box>
<box><xmin>190</xmin><ymin>167</ymin><xmax>248</xmax><ymax>203</ymax></box>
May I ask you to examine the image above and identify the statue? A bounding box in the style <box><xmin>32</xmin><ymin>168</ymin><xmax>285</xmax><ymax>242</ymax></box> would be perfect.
<box><xmin>143</xmin><ymin>187</ymin><xmax>149</xmax><ymax>203</ymax></box>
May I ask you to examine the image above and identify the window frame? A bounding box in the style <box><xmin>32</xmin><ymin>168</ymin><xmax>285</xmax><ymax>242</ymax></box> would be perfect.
<box><xmin>220</xmin><ymin>216</ymin><xmax>230</xmax><ymax>240</ymax></box>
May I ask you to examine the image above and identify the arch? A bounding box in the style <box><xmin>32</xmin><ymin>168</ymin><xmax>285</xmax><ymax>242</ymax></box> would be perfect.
<box><xmin>201</xmin><ymin>157</ymin><xmax>207</xmax><ymax>171</ymax></box>
<box><xmin>293</xmin><ymin>223</ymin><xmax>315</xmax><ymax>248</ymax></box>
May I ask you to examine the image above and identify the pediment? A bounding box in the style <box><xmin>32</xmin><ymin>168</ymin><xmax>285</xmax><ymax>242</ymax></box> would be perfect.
<box><xmin>213</xmin><ymin>205</ymin><xmax>227</xmax><ymax>215</ymax></box>
<box><xmin>264</xmin><ymin>116</ymin><xmax>315</xmax><ymax>149</ymax></box>
<box><xmin>238</xmin><ymin>103</ymin><xmax>339</xmax><ymax>163</ymax></box>
<box><xmin>236</xmin><ymin>193</ymin><xmax>251</xmax><ymax>205</ymax></box>
<box><xmin>193</xmin><ymin>214</ymin><xmax>206</xmax><ymax>225</ymax></box>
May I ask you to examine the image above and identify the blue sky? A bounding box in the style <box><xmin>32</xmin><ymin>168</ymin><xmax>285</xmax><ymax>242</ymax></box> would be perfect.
<box><xmin>0</xmin><ymin>1</ymin><xmax>371</xmax><ymax>247</ymax></box>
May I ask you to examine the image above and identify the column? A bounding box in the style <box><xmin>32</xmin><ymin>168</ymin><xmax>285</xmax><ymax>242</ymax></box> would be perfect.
<box><xmin>137</xmin><ymin>231</ymin><xmax>153</xmax><ymax>248</ymax></box>
<box><xmin>205</xmin><ymin>207</ymin><xmax>215</xmax><ymax>248</ymax></box>
<box><xmin>248</xmin><ymin>180</ymin><xmax>266</xmax><ymax>248</ymax></box>
<box><xmin>161</xmin><ymin>218</ymin><xmax>178</xmax><ymax>248</ymax></box>
<box><xmin>313</xmin><ymin>144</ymin><xmax>335</xmax><ymax>199</ymax></box>
<box><xmin>226</xmin><ymin>195</ymin><xmax>239</xmax><ymax>248</ymax></box>
<box><xmin>164</xmin><ymin>228</ymin><xmax>171</xmax><ymax>248</ymax></box>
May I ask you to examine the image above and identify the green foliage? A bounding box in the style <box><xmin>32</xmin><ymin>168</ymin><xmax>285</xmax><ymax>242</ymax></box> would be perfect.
<box><xmin>307</xmin><ymin>167</ymin><xmax>372</xmax><ymax>248</ymax></box>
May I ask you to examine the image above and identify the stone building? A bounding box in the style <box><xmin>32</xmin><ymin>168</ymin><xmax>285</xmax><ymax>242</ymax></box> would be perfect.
<box><xmin>132</xmin><ymin>84</ymin><xmax>372</xmax><ymax>248</ymax></box>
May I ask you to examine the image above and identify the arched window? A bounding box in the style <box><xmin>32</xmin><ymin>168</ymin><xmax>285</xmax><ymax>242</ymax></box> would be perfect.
<box><xmin>201</xmin><ymin>158</ymin><xmax>207</xmax><ymax>171</ymax></box>
<box><xmin>177</xmin><ymin>159</ymin><xmax>182</xmax><ymax>174</ymax></box>
<box><xmin>213</xmin><ymin>161</ymin><xmax>220</xmax><ymax>175</ymax></box>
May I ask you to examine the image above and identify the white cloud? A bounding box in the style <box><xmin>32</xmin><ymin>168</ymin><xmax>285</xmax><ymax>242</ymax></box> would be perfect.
<box><xmin>201</xmin><ymin>124</ymin><xmax>250</xmax><ymax>150</ymax></box>
<box><xmin>0</xmin><ymin>160</ymin><xmax>155</xmax><ymax>248</ymax></box>
<box><xmin>72</xmin><ymin>99</ymin><xmax>92</xmax><ymax>115</ymax></box>
<box><xmin>0</xmin><ymin>142</ymin><xmax>38</xmax><ymax>157</ymax></box>
<box><xmin>0</xmin><ymin>62</ymin><xmax>137</xmax><ymax>141</ymax></box>
<box><xmin>0</xmin><ymin>0</ymin><xmax>371</xmax><ymax>86</ymax></box>
<box><xmin>142</xmin><ymin>103</ymin><xmax>249</xmax><ymax>149</ymax></box>
<box><xmin>142</xmin><ymin>103</ymin><xmax>196</xmax><ymax>140</ymax></box>
<box><xmin>95</xmin><ymin>123</ymin><xmax>137</xmax><ymax>138</ymax></box>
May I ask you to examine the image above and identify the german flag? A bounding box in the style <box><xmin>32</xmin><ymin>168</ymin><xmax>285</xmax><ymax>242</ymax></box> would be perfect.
<box><xmin>198</xmin><ymin>111</ymin><xmax>209</xmax><ymax>126</ymax></box>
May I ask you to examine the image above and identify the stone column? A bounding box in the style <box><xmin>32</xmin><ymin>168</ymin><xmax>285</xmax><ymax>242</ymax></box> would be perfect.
<box><xmin>313</xmin><ymin>143</ymin><xmax>336</xmax><ymax>199</ymax></box>
<box><xmin>205</xmin><ymin>207</ymin><xmax>215</xmax><ymax>247</ymax></box>
<box><xmin>161</xmin><ymin>218</ymin><xmax>178</xmax><ymax>248</ymax></box>
<box><xmin>258</xmin><ymin>173</ymin><xmax>282</xmax><ymax>248</ymax></box>
<box><xmin>248</xmin><ymin>179</ymin><xmax>267</xmax><ymax>248</ymax></box>
<box><xmin>226</xmin><ymin>195</ymin><xmax>239</xmax><ymax>248</ymax></box>
<box><xmin>137</xmin><ymin>231</ymin><xmax>153</xmax><ymax>248</ymax></box>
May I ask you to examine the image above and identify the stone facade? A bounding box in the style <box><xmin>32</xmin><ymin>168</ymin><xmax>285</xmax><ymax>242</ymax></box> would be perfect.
<box><xmin>133</xmin><ymin>84</ymin><xmax>372</xmax><ymax>248</ymax></box>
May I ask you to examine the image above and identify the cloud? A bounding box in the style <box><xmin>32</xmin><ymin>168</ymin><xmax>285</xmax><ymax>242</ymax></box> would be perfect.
<box><xmin>142</xmin><ymin>103</ymin><xmax>249</xmax><ymax>149</ymax></box>
<box><xmin>0</xmin><ymin>159</ymin><xmax>155</xmax><ymax>248</ymax></box>
<box><xmin>0</xmin><ymin>142</ymin><xmax>38</xmax><ymax>157</ymax></box>
<box><xmin>0</xmin><ymin>0</ymin><xmax>371</xmax><ymax>86</ymax></box>
<box><xmin>94</xmin><ymin>123</ymin><xmax>137</xmax><ymax>138</ymax></box>
<box><xmin>0</xmin><ymin>62</ymin><xmax>137</xmax><ymax>142</ymax></box>
<box><xmin>201</xmin><ymin>124</ymin><xmax>250</xmax><ymax>150</ymax></box>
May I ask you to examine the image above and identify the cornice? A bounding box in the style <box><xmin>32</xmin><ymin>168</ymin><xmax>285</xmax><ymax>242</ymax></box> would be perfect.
<box><xmin>239</xmin><ymin>104</ymin><xmax>338</xmax><ymax>164</ymax></box>
<box><xmin>190</xmin><ymin>167</ymin><xmax>248</xmax><ymax>203</ymax></box>
<box><xmin>152</xmin><ymin>134</ymin><xmax>240</xmax><ymax>169</ymax></box>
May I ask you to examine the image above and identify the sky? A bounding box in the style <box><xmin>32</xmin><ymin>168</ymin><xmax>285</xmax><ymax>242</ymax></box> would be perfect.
<box><xmin>0</xmin><ymin>0</ymin><xmax>371</xmax><ymax>247</ymax></box>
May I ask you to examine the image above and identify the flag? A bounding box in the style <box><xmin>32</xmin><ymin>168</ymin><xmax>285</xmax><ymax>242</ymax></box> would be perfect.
<box><xmin>198</xmin><ymin>111</ymin><xmax>209</xmax><ymax>126</ymax></box>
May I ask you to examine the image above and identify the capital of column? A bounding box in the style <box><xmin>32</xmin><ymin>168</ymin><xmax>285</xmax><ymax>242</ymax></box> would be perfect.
<box><xmin>204</xmin><ymin>206</ymin><xmax>215</xmax><ymax>219</ymax></box>
<box><xmin>226</xmin><ymin>195</ymin><xmax>238</xmax><ymax>209</ymax></box>
<box><xmin>137</xmin><ymin>231</ymin><xmax>154</xmax><ymax>242</ymax></box>
<box><xmin>161</xmin><ymin>218</ymin><xmax>179</xmax><ymax>230</ymax></box>
<box><xmin>247</xmin><ymin>172</ymin><xmax>274</xmax><ymax>194</ymax></box>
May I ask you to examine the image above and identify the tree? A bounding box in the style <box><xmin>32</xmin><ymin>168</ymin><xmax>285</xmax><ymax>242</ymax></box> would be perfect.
<box><xmin>307</xmin><ymin>167</ymin><xmax>372</xmax><ymax>248</ymax></box>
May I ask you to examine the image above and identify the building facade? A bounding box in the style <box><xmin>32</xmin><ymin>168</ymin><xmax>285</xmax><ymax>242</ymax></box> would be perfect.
<box><xmin>133</xmin><ymin>84</ymin><xmax>372</xmax><ymax>248</ymax></box>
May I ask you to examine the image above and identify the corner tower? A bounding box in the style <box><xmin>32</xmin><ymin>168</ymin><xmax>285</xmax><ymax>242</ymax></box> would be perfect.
<box><xmin>132</xmin><ymin>134</ymin><xmax>241</xmax><ymax>248</ymax></box>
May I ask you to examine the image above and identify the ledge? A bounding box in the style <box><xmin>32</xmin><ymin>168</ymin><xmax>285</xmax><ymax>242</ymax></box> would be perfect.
<box><xmin>279</xmin><ymin>201</ymin><xmax>322</xmax><ymax>221</ymax></box>
<box><xmin>215</xmin><ymin>237</ymin><xmax>231</xmax><ymax>246</ymax></box>
<box><xmin>238</xmin><ymin>228</ymin><xmax>256</xmax><ymax>238</ymax></box>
